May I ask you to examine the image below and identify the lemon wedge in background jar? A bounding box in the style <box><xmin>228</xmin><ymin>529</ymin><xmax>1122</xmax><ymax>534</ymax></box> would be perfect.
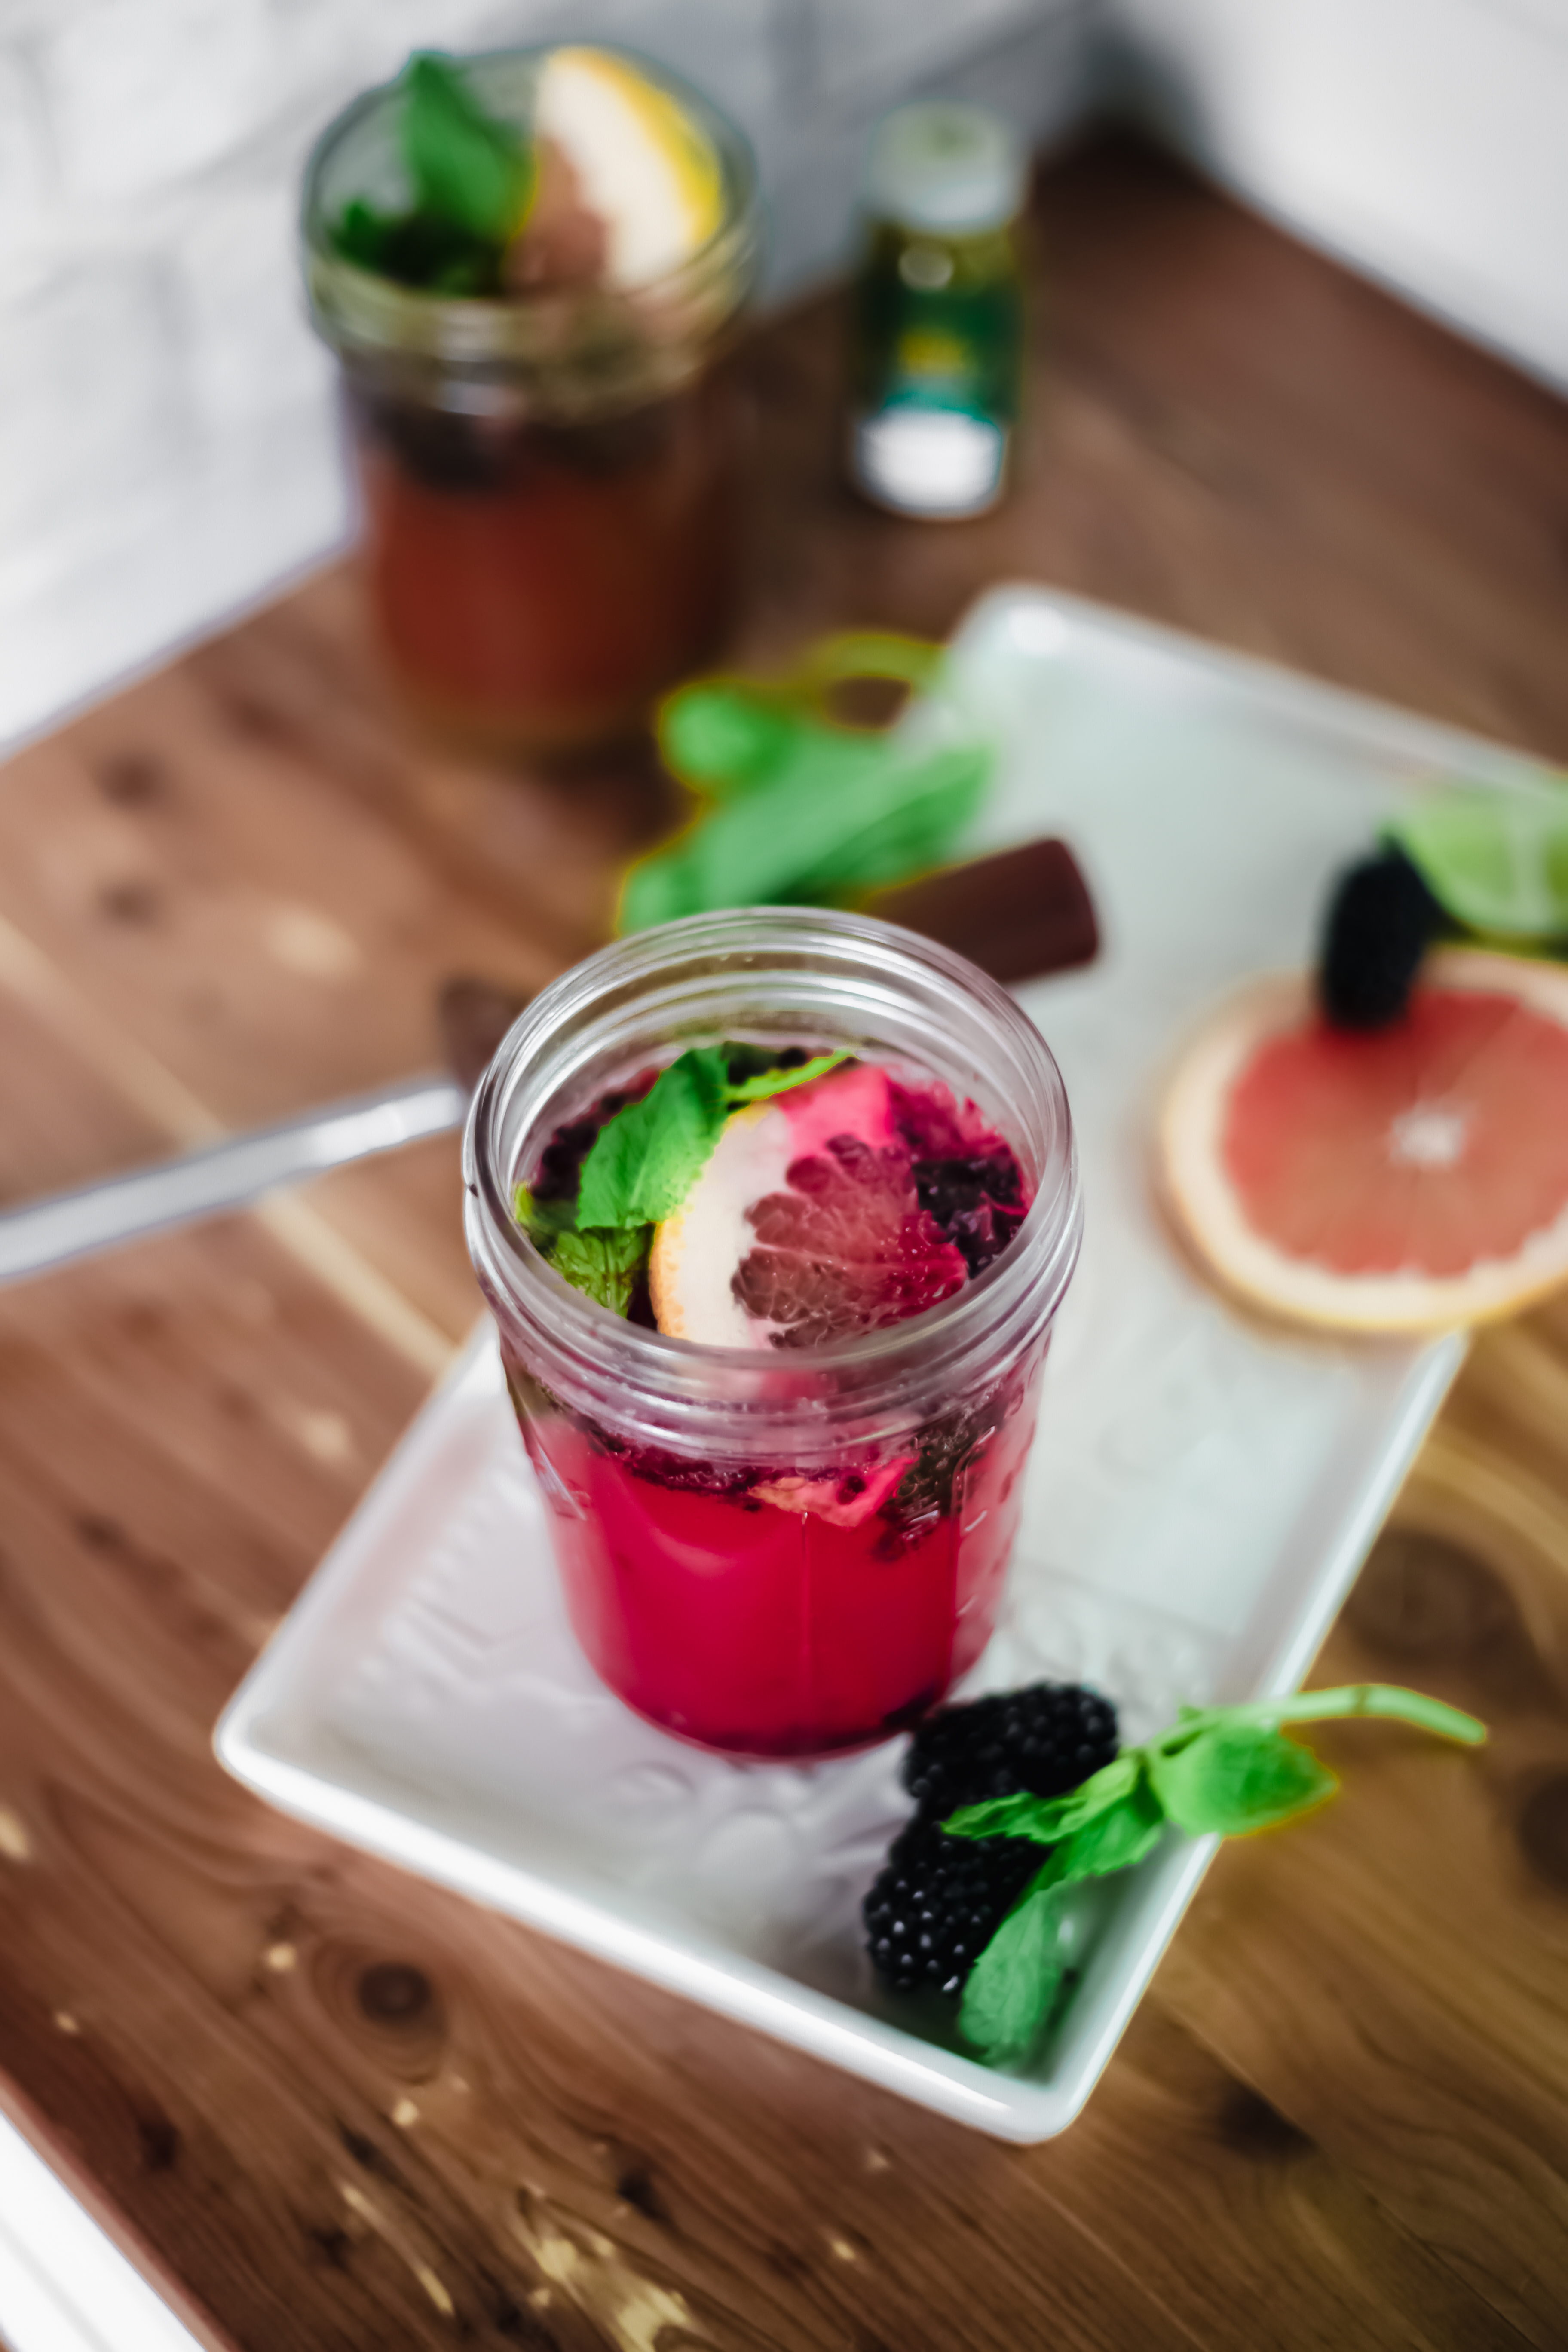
<box><xmin>531</xmin><ymin>46</ymin><xmax>725</xmax><ymax>287</ymax></box>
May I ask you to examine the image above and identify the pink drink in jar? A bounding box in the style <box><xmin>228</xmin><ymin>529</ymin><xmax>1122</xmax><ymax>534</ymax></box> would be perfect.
<box><xmin>464</xmin><ymin>910</ymin><xmax>1080</xmax><ymax>1759</ymax></box>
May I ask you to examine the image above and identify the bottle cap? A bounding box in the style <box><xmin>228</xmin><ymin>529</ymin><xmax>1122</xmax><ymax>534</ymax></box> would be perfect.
<box><xmin>864</xmin><ymin>102</ymin><xmax>1026</xmax><ymax>236</ymax></box>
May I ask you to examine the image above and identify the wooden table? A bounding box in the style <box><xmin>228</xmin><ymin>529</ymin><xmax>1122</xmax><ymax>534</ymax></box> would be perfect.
<box><xmin>2</xmin><ymin>135</ymin><xmax>1566</xmax><ymax>2351</ymax></box>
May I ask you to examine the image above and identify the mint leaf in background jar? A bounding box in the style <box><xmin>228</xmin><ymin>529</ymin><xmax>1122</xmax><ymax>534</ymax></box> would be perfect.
<box><xmin>404</xmin><ymin>53</ymin><xmax>535</xmax><ymax>245</ymax></box>
<box><xmin>331</xmin><ymin>53</ymin><xmax>534</xmax><ymax>293</ymax></box>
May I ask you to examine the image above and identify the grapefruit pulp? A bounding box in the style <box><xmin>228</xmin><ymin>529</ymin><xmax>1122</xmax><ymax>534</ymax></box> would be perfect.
<box><xmin>649</xmin><ymin>1061</ymin><xmax>1026</xmax><ymax>1347</ymax></box>
<box><xmin>1158</xmin><ymin>949</ymin><xmax>1568</xmax><ymax>1331</ymax></box>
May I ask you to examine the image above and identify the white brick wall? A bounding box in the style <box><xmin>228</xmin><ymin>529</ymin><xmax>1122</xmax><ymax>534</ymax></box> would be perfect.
<box><xmin>0</xmin><ymin>0</ymin><xmax>1091</xmax><ymax>751</ymax></box>
<box><xmin>12</xmin><ymin>0</ymin><xmax>1561</xmax><ymax>756</ymax></box>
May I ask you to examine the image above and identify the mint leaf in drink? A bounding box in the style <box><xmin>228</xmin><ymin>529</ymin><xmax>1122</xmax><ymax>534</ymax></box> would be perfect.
<box><xmin>404</xmin><ymin>53</ymin><xmax>533</xmax><ymax>244</ymax></box>
<box><xmin>515</xmin><ymin>1178</ymin><xmax>650</xmax><ymax>1314</ymax></box>
<box><xmin>575</xmin><ymin>1046</ymin><xmax>851</xmax><ymax>1230</ymax></box>
<box><xmin>725</xmin><ymin>1050</ymin><xmax>849</xmax><ymax>1103</ymax></box>
<box><xmin>958</xmin><ymin>1880</ymin><xmax>1066</xmax><ymax>2066</ymax></box>
<box><xmin>551</xmin><ymin>1225</ymin><xmax>651</xmax><ymax>1317</ymax></box>
<box><xmin>513</xmin><ymin>1183</ymin><xmax>576</xmax><ymax>1249</ymax></box>
<box><xmin>576</xmin><ymin>1048</ymin><xmax>730</xmax><ymax>1229</ymax></box>
<box><xmin>1148</xmin><ymin>1721</ymin><xmax>1338</xmax><ymax>1836</ymax></box>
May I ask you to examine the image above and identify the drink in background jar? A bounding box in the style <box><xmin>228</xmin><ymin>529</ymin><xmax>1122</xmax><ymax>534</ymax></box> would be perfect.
<box><xmin>302</xmin><ymin>49</ymin><xmax>761</xmax><ymax>756</ymax></box>
<box><xmin>848</xmin><ymin>102</ymin><xmax>1026</xmax><ymax>521</ymax></box>
<box><xmin>464</xmin><ymin>910</ymin><xmax>1081</xmax><ymax>1761</ymax></box>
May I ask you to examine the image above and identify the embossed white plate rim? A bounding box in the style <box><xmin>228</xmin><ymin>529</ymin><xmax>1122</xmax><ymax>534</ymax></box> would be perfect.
<box><xmin>216</xmin><ymin>583</ymin><xmax>1498</xmax><ymax>2140</ymax></box>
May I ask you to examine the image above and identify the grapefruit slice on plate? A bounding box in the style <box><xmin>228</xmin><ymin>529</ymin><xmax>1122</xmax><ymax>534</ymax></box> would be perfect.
<box><xmin>1158</xmin><ymin>949</ymin><xmax>1568</xmax><ymax>1332</ymax></box>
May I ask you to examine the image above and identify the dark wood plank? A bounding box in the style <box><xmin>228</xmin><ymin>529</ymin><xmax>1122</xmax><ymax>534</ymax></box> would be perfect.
<box><xmin>0</xmin><ymin>131</ymin><xmax>1565</xmax><ymax>2351</ymax></box>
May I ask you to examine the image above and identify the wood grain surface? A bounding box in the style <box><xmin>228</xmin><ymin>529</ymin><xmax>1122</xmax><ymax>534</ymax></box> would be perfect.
<box><xmin>2</xmin><ymin>134</ymin><xmax>1568</xmax><ymax>2352</ymax></box>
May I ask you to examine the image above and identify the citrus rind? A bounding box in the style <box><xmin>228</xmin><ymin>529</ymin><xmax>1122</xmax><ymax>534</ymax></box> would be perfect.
<box><xmin>534</xmin><ymin>47</ymin><xmax>723</xmax><ymax>290</ymax></box>
<box><xmin>1157</xmin><ymin>949</ymin><xmax>1568</xmax><ymax>1333</ymax></box>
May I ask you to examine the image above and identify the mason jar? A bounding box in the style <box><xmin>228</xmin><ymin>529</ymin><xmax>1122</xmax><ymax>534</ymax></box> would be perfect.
<box><xmin>302</xmin><ymin>48</ymin><xmax>762</xmax><ymax>756</ymax></box>
<box><xmin>464</xmin><ymin>908</ymin><xmax>1081</xmax><ymax>1759</ymax></box>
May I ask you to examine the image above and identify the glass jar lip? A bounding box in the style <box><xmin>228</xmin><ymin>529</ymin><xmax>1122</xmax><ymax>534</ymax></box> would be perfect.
<box><xmin>301</xmin><ymin>42</ymin><xmax>763</xmax><ymax>371</ymax></box>
<box><xmin>463</xmin><ymin>908</ymin><xmax>1082</xmax><ymax>1402</ymax></box>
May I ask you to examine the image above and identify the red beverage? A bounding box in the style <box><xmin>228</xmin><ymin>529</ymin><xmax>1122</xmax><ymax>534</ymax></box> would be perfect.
<box><xmin>508</xmin><ymin>1351</ymin><xmax>1044</xmax><ymax>1755</ymax></box>
<box><xmin>350</xmin><ymin>373</ymin><xmax>738</xmax><ymax>753</ymax></box>
<box><xmin>466</xmin><ymin>912</ymin><xmax>1080</xmax><ymax>1760</ymax></box>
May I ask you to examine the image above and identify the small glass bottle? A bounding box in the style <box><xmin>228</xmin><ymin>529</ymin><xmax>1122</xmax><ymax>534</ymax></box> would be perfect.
<box><xmin>464</xmin><ymin>907</ymin><xmax>1081</xmax><ymax>1761</ymax></box>
<box><xmin>848</xmin><ymin>102</ymin><xmax>1026</xmax><ymax>521</ymax></box>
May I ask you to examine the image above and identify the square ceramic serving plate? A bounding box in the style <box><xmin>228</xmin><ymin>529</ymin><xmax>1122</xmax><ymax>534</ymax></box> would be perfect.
<box><xmin>218</xmin><ymin>585</ymin><xmax>1557</xmax><ymax>2141</ymax></box>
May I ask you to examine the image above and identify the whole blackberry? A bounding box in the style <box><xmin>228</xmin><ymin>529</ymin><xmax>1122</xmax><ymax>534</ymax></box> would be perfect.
<box><xmin>1319</xmin><ymin>845</ymin><xmax>1446</xmax><ymax>1031</ymax></box>
<box><xmin>902</xmin><ymin>1681</ymin><xmax>1119</xmax><ymax>1823</ymax></box>
<box><xmin>863</xmin><ymin>1819</ymin><xmax>1043</xmax><ymax>1997</ymax></box>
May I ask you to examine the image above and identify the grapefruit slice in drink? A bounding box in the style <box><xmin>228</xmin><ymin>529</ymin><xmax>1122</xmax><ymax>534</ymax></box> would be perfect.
<box><xmin>1158</xmin><ymin>949</ymin><xmax>1568</xmax><ymax>1332</ymax></box>
<box><xmin>649</xmin><ymin>1061</ymin><xmax>1016</xmax><ymax>1347</ymax></box>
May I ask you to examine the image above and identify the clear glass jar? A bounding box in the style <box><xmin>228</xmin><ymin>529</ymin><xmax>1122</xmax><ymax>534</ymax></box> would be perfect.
<box><xmin>464</xmin><ymin>909</ymin><xmax>1081</xmax><ymax>1759</ymax></box>
<box><xmin>302</xmin><ymin>49</ymin><xmax>763</xmax><ymax>756</ymax></box>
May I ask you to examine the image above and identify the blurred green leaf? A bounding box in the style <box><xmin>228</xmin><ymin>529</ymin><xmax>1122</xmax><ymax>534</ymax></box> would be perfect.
<box><xmin>1387</xmin><ymin>785</ymin><xmax>1568</xmax><ymax>940</ymax></box>
<box><xmin>621</xmin><ymin>729</ymin><xmax>990</xmax><ymax>932</ymax></box>
<box><xmin>404</xmin><ymin>53</ymin><xmax>533</xmax><ymax>244</ymax></box>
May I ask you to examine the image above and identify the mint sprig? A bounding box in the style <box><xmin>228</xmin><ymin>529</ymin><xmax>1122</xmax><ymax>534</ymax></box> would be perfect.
<box><xmin>551</xmin><ymin>1225</ymin><xmax>650</xmax><ymax>1316</ymax></box>
<box><xmin>576</xmin><ymin>1048</ymin><xmax>849</xmax><ymax>1231</ymax></box>
<box><xmin>946</xmin><ymin>1684</ymin><xmax>1486</xmax><ymax>2068</ymax></box>
<box><xmin>404</xmin><ymin>53</ymin><xmax>532</xmax><ymax>243</ymax></box>
<box><xmin>333</xmin><ymin>54</ymin><xmax>533</xmax><ymax>294</ymax></box>
<box><xmin>513</xmin><ymin>1184</ymin><xmax>650</xmax><ymax>1316</ymax></box>
<box><xmin>622</xmin><ymin>737</ymin><xmax>989</xmax><ymax>933</ymax></box>
<box><xmin>620</xmin><ymin>635</ymin><xmax>989</xmax><ymax>934</ymax></box>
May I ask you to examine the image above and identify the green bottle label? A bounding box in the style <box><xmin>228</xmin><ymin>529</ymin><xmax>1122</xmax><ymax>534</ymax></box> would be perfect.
<box><xmin>850</xmin><ymin>221</ymin><xmax>1024</xmax><ymax>517</ymax></box>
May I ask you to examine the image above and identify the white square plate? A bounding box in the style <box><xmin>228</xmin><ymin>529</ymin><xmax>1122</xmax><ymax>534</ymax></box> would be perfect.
<box><xmin>218</xmin><ymin>585</ymin><xmax>1556</xmax><ymax>2139</ymax></box>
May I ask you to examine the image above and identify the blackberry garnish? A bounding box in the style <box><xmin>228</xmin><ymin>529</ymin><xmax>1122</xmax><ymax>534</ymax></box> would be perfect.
<box><xmin>863</xmin><ymin>1818</ymin><xmax>1042</xmax><ymax>1997</ymax></box>
<box><xmin>1319</xmin><ymin>844</ymin><xmax>1446</xmax><ymax>1031</ymax></box>
<box><xmin>902</xmin><ymin>1680</ymin><xmax>1119</xmax><ymax>1820</ymax></box>
<box><xmin>865</xmin><ymin>1681</ymin><xmax>1121</xmax><ymax>2002</ymax></box>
